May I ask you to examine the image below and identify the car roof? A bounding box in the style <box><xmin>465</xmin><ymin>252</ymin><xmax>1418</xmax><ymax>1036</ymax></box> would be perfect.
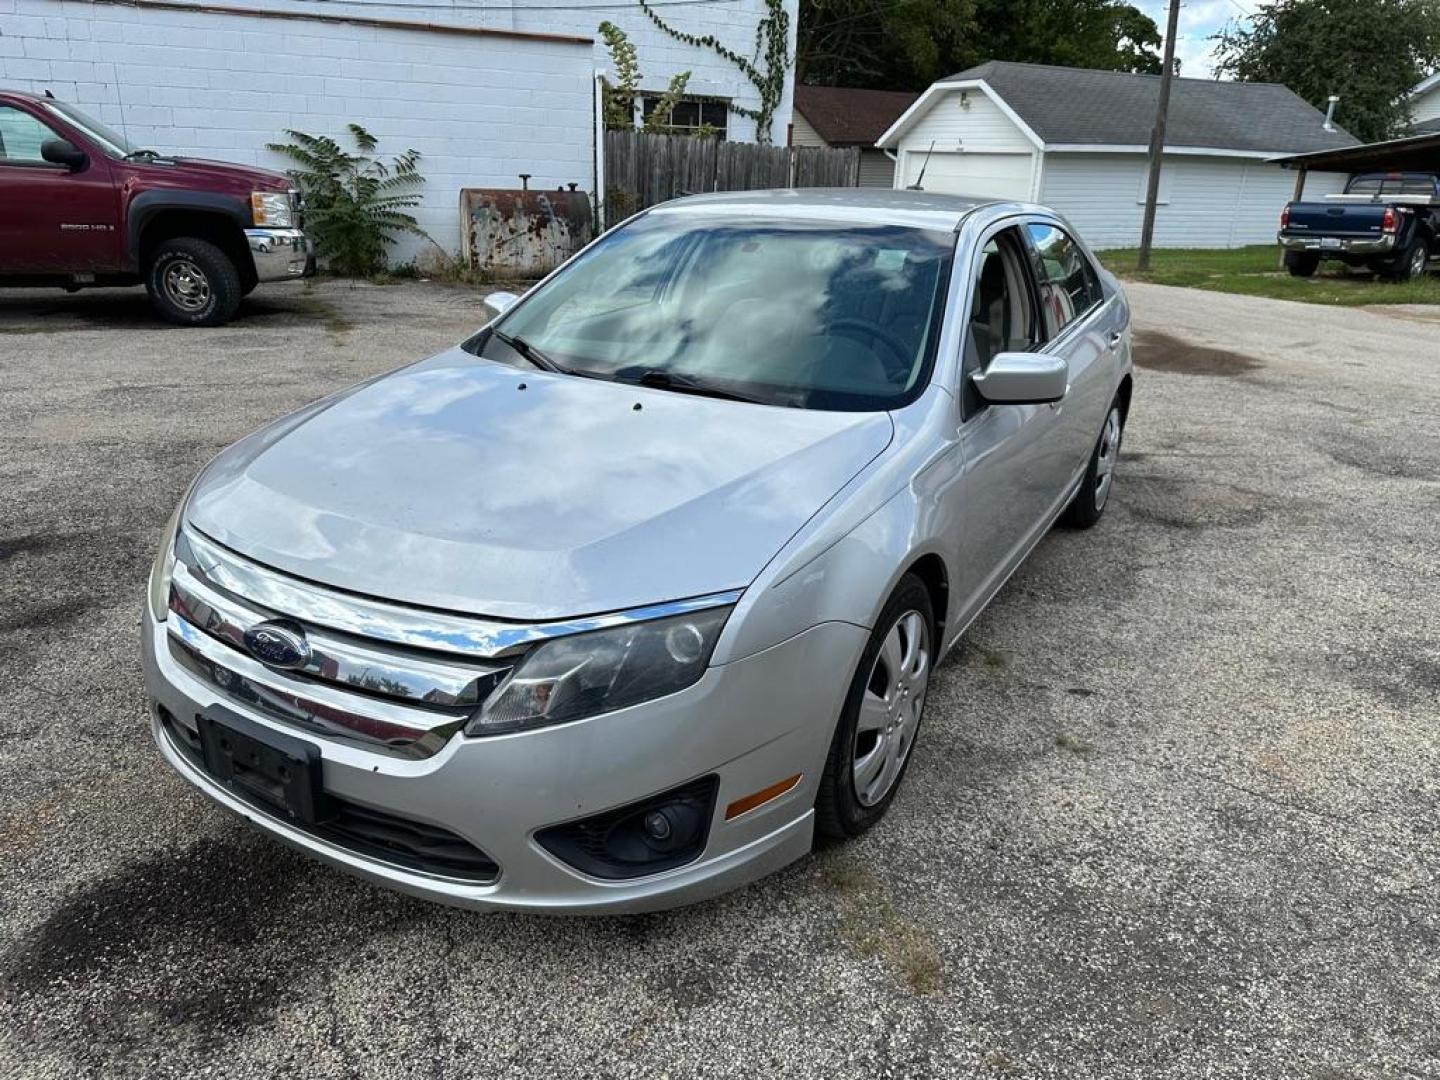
<box><xmin>652</xmin><ymin>187</ymin><xmax>1021</xmax><ymax>231</ymax></box>
<box><xmin>0</xmin><ymin>89</ymin><xmax>45</xmax><ymax>103</ymax></box>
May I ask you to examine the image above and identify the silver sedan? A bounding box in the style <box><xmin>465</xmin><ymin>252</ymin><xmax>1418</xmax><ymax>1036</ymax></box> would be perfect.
<box><xmin>142</xmin><ymin>190</ymin><xmax>1133</xmax><ymax>913</ymax></box>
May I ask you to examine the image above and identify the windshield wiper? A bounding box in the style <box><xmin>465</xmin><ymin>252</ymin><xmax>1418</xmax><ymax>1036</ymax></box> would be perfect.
<box><xmin>618</xmin><ymin>368</ymin><xmax>769</xmax><ymax>405</ymax></box>
<box><xmin>493</xmin><ymin>330</ymin><xmax>564</xmax><ymax>373</ymax></box>
<box><xmin>123</xmin><ymin>148</ymin><xmax>161</xmax><ymax>161</ymax></box>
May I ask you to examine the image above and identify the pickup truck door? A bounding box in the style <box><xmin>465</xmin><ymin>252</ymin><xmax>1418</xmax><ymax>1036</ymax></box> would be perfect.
<box><xmin>0</xmin><ymin>103</ymin><xmax>119</xmax><ymax>274</ymax></box>
<box><xmin>1022</xmin><ymin>220</ymin><xmax>1117</xmax><ymax>490</ymax></box>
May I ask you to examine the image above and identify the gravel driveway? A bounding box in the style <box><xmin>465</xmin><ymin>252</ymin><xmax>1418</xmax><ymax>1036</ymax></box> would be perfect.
<box><xmin>2</xmin><ymin>279</ymin><xmax>1437</xmax><ymax>1079</ymax></box>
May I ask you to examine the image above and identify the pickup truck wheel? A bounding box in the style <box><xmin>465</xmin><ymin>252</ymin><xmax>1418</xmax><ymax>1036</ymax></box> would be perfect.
<box><xmin>1395</xmin><ymin>241</ymin><xmax>1429</xmax><ymax>282</ymax></box>
<box><xmin>145</xmin><ymin>238</ymin><xmax>242</xmax><ymax>327</ymax></box>
<box><xmin>1285</xmin><ymin>252</ymin><xmax>1319</xmax><ymax>278</ymax></box>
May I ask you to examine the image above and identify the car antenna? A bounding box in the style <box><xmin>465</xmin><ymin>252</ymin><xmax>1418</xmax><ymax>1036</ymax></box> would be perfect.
<box><xmin>907</xmin><ymin>140</ymin><xmax>935</xmax><ymax>191</ymax></box>
<box><xmin>44</xmin><ymin>88</ymin><xmax>55</xmax><ymax>98</ymax></box>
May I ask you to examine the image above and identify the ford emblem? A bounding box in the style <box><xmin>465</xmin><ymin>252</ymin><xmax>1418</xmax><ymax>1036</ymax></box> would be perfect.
<box><xmin>243</xmin><ymin>621</ymin><xmax>311</xmax><ymax>670</ymax></box>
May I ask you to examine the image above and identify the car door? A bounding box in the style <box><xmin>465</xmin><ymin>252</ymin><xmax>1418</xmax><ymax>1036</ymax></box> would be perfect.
<box><xmin>1022</xmin><ymin>219</ymin><xmax>1118</xmax><ymax>491</ymax></box>
<box><xmin>951</xmin><ymin>221</ymin><xmax>1065</xmax><ymax>616</ymax></box>
<box><xmin>0</xmin><ymin>102</ymin><xmax>119</xmax><ymax>274</ymax></box>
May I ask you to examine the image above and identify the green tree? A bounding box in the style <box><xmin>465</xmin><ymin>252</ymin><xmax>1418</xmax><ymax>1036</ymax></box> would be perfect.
<box><xmin>797</xmin><ymin>0</ymin><xmax>1161</xmax><ymax>90</ymax></box>
<box><xmin>1213</xmin><ymin>0</ymin><xmax>1440</xmax><ymax>142</ymax></box>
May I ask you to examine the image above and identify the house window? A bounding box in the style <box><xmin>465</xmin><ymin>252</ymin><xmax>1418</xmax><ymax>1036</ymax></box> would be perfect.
<box><xmin>1135</xmin><ymin>166</ymin><xmax>1172</xmax><ymax>205</ymax></box>
<box><xmin>641</xmin><ymin>95</ymin><xmax>729</xmax><ymax>139</ymax></box>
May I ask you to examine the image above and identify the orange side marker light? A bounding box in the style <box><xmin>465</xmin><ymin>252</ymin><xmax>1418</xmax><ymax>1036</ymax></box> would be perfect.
<box><xmin>724</xmin><ymin>773</ymin><xmax>803</xmax><ymax>821</ymax></box>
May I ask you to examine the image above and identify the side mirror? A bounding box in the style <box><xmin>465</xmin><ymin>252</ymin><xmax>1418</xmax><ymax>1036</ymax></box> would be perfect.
<box><xmin>41</xmin><ymin>138</ymin><xmax>88</xmax><ymax>171</ymax></box>
<box><xmin>972</xmin><ymin>352</ymin><xmax>1068</xmax><ymax>405</ymax></box>
<box><xmin>482</xmin><ymin>290</ymin><xmax>520</xmax><ymax>322</ymax></box>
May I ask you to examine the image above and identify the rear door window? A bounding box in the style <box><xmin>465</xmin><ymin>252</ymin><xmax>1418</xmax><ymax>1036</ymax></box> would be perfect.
<box><xmin>1025</xmin><ymin>222</ymin><xmax>1104</xmax><ymax>340</ymax></box>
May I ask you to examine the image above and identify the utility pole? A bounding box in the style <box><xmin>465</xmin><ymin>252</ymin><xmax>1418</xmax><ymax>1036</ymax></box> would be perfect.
<box><xmin>1137</xmin><ymin>0</ymin><xmax>1180</xmax><ymax>271</ymax></box>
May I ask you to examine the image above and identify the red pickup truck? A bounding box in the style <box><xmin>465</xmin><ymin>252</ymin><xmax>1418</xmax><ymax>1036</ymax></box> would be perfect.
<box><xmin>0</xmin><ymin>90</ymin><xmax>313</xmax><ymax>326</ymax></box>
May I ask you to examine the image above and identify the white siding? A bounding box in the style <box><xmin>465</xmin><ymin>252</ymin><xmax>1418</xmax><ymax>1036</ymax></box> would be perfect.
<box><xmin>1411</xmin><ymin>84</ymin><xmax>1440</xmax><ymax>126</ymax></box>
<box><xmin>892</xmin><ymin>87</ymin><xmax>1036</xmax><ymax>198</ymax></box>
<box><xmin>858</xmin><ymin>149</ymin><xmax>894</xmax><ymax>188</ymax></box>
<box><xmin>1040</xmin><ymin>153</ymin><xmax>1350</xmax><ymax>249</ymax></box>
<box><xmin>790</xmin><ymin>110</ymin><xmax>826</xmax><ymax>148</ymax></box>
<box><xmin>898</xmin><ymin>88</ymin><xmax>1033</xmax><ymax>153</ymax></box>
<box><xmin>897</xmin><ymin>149</ymin><xmax>1034</xmax><ymax>199</ymax></box>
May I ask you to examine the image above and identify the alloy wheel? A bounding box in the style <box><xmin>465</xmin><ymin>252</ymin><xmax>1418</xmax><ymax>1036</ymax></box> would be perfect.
<box><xmin>852</xmin><ymin>609</ymin><xmax>930</xmax><ymax>807</ymax></box>
<box><xmin>1410</xmin><ymin>246</ymin><xmax>1428</xmax><ymax>280</ymax></box>
<box><xmin>163</xmin><ymin>259</ymin><xmax>213</xmax><ymax>312</ymax></box>
<box><xmin>1094</xmin><ymin>406</ymin><xmax>1122</xmax><ymax>511</ymax></box>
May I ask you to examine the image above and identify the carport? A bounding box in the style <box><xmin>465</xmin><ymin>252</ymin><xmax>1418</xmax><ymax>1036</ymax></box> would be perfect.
<box><xmin>1274</xmin><ymin>132</ymin><xmax>1440</xmax><ymax>198</ymax></box>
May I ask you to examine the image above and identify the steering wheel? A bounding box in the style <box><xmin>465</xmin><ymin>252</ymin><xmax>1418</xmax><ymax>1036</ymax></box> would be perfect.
<box><xmin>827</xmin><ymin>318</ymin><xmax>913</xmax><ymax>378</ymax></box>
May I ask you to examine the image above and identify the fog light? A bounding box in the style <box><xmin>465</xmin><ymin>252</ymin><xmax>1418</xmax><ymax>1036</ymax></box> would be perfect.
<box><xmin>536</xmin><ymin>776</ymin><xmax>718</xmax><ymax>880</ymax></box>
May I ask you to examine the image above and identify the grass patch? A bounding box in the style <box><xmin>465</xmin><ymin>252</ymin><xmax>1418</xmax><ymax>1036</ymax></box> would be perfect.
<box><xmin>822</xmin><ymin>856</ymin><xmax>944</xmax><ymax>994</ymax></box>
<box><xmin>1097</xmin><ymin>245</ymin><xmax>1440</xmax><ymax>306</ymax></box>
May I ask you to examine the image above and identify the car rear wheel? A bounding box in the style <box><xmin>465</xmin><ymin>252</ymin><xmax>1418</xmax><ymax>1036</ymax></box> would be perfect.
<box><xmin>1285</xmin><ymin>252</ymin><xmax>1319</xmax><ymax>278</ymax></box>
<box><xmin>146</xmin><ymin>237</ymin><xmax>242</xmax><ymax>327</ymax></box>
<box><xmin>1062</xmin><ymin>400</ymin><xmax>1123</xmax><ymax>529</ymax></box>
<box><xmin>816</xmin><ymin>574</ymin><xmax>934</xmax><ymax>839</ymax></box>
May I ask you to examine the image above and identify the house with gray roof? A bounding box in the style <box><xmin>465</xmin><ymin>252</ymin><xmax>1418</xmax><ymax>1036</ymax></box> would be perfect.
<box><xmin>877</xmin><ymin>61</ymin><xmax>1360</xmax><ymax>248</ymax></box>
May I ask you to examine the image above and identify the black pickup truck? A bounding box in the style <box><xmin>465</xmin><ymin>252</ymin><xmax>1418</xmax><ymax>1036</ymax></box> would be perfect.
<box><xmin>1278</xmin><ymin>172</ymin><xmax>1440</xmax><ymax>281</ymax></box>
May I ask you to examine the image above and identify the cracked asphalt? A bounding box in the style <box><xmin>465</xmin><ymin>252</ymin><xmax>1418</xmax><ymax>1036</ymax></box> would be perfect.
<box><xmin>1</xmin><ymin>278</ymin><xmax>1438</xmax><ymax>1079</ymax></box>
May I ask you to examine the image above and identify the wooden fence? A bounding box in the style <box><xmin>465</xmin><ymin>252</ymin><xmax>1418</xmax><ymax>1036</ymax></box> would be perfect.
<box><xmin>603</xmin><ymin>131</ymin><xmax>861</xmax><ymax>227</ymax></box>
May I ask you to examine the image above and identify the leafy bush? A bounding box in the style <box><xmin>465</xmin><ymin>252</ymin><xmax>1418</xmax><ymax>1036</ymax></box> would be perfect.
<box><xmin>266</xmin><ymin>124</ymin><xmax>428</xmax><ymax>276</ymax></box>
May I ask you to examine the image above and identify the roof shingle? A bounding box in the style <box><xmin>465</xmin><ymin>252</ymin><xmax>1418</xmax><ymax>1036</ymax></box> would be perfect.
<box><xmin>794</xmin><ymin>85</ymin><xmax>919</xmax><ymax>146</ymax></box>
<box><xmin>937</xmin><ymin>61</ymin><xmax>1358</xmax><ymax>154</ymax></box>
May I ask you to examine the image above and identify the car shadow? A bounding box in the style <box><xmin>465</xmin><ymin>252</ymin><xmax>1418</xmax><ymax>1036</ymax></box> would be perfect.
<box><xmin>0</xmin><ymin>286</ymin><xmax>328</xmax><ymax>332</ymax></box>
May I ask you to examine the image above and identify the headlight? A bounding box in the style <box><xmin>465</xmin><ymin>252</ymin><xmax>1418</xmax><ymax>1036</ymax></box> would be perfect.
<box><xmin>146</xmin><ymin>500</ymin><xmax>185</xmax><ymax>622</ymax></box>
<box><xmin>250</xmin><ymin>190</ymin><xmax>295</xmax><ymax>228</ymax></box>
<box><xmin>467</xmin><ymin>606</ymin><xmax>733</xmax><ymax>736</ymax></box>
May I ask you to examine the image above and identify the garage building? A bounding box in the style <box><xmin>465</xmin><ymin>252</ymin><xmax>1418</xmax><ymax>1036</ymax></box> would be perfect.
<box><xmin>878</xmin><ymin>61</ymin><xmax>1358</xmax><ymax>249</ymax></box>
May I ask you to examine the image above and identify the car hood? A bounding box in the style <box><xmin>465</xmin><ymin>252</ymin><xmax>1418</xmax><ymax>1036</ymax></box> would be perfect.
<box><xmin>186</xmin><ymin>347</ymin><xmax>894</xmax><ymax>621</ymax></box>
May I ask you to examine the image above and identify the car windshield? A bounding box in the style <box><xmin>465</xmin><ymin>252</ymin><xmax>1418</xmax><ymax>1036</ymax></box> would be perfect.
<box><xmin>471</xmin><ymin>212</ymin><xmax>955</xmax><ymax>411</ymax></box>
<box><xmin>41</xmin><ymin>101</ymin><xmax>134</xmax><ymax>157</ymax></box>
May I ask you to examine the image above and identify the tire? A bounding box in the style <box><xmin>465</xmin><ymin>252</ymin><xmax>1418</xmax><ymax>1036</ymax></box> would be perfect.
<box><xmin>1285</xmin><ymin>252</ymin><xmax>1319</xmax><ymax>278</ymax></box>
<box><xmin>1390</xmin><ymin>241</ymin><xmax>1428</xmax><ymax>282</ymax></box>
<box><xmin>145</xmin><ymin>237</ymin><xmax>242</xmax><ymax>327</ymax></box>
<box><xmin>816</xmin><ymin>574</ymin><xmax>935</xmax><ymax>840</ymax></box>
<box><xmin>1061</xmin><ymin>399</ymin><xmax>1123</xmax><ymax>529</ymax></box>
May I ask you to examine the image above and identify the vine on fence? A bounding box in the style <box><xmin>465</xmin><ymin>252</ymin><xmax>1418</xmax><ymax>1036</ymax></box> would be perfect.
<box><xmin>634</xmin><ymin>0</ymin><xmax>790</xmax><ymax>143</ymax></box>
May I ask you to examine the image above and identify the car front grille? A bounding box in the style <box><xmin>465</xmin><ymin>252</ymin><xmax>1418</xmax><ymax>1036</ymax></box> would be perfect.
<box><xmin>165</xmin><ymin>527</ymin><xmax>517</xmax><ymax>759</ymax></box>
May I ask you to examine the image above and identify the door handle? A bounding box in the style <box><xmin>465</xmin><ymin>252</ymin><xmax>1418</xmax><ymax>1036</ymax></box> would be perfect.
<box><xmin>1107</xmin><ymin>330</ymin><xmax>1123</xmax><ymax>349</ymax></box>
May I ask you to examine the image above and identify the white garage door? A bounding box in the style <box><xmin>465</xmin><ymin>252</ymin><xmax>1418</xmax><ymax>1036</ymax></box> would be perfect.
<box><xmin>900</xmin><ymin>151</ymin><xmax>1034</xmax><ymax>200</ymax></box>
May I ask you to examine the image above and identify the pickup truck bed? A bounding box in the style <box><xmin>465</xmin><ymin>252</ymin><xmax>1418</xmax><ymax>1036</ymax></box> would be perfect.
<box><xmin>1278</xmin><ymin>172</ymin><xmax>1440</xmax><ymax>281</ymax></box>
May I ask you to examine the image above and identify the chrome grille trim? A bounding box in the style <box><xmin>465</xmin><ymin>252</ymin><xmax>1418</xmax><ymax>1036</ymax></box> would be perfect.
<box><xmin>167</xmin><ymin>613</ymin><xmax>464</xmax><ymax>758</ymax></box>
<box><xmin>180</xmin><ymin>525</ymin><xmax>744</xmax><ymax>660</ymax></box>
<box><xmin>169</xmin><ymin>560</ymin><xmax>507</xmax><ymax>708</ymax></box>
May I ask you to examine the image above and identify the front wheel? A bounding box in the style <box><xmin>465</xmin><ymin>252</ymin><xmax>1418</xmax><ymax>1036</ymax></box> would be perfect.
<box><xmin>816</xmin><ymin>574</ymin><xmax>934</xmax><ymax>839</ymax></box>
<box><xmin>1062</xmin><ymin>400</ymin><xmax>1123</xmax><ymax>529</ymax></box>
<box><xmin>145</xmin><ymin>237</ymin><xmax>242</xmax><ymax>327</ymax></box>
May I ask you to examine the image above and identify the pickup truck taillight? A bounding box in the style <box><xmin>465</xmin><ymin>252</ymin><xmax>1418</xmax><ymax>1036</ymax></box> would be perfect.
<box><xmin>1279</xmin><ymin>204</ymin><xmax>1290</xmax><ymax>230</ymax></box>
<box><xmin>1382</xmin><ymin>207</ymin><xmax>1398</xmax><ymax>233</ymax></box>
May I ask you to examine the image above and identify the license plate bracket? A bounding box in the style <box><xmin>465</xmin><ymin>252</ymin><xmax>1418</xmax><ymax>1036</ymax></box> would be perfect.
<box><xmin>1320</xmin><ymin>237</ymin><xmax>1343</xmax><ymax>249</ymax></box>
<box><xmin>197</xmin><ymin>706</ymin><xmax>329</xmax><ymax>824</ymax></box>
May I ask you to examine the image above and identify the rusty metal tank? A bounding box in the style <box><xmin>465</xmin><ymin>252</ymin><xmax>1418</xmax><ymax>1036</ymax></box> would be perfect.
<box><xmin>460</xmin><ymin>187</ymin><xmax>593</xmax><ymax>278</ymax></box>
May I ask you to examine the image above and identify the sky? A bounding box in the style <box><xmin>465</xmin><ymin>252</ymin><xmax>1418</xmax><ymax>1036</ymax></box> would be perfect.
<box><xmin>1134</xmin><ymin>0</ymin><xmax>1267</xmax><ymax>80</ymax></box>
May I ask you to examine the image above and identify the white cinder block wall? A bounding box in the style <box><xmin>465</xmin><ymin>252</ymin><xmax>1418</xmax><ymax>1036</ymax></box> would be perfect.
<box><xmin>1</xmin><ymin>0</ymin><xmax>798</xmax><ymax>260</ymax></box>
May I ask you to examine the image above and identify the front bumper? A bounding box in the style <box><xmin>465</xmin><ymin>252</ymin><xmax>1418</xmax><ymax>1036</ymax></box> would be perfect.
<box><xmin>143</xmin><ymin>607</ymin><xmax>867</xmax><ymax>913</ymax></box>
<box><xmin>1278</xmin><ymin>232</ymin><xmax>1396</xmax><ymax>256</ymax></box>
<box><xmin>245</xmin><ymin>227</ymin><xmax>315</xmax><ymax>282</ymax></box>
